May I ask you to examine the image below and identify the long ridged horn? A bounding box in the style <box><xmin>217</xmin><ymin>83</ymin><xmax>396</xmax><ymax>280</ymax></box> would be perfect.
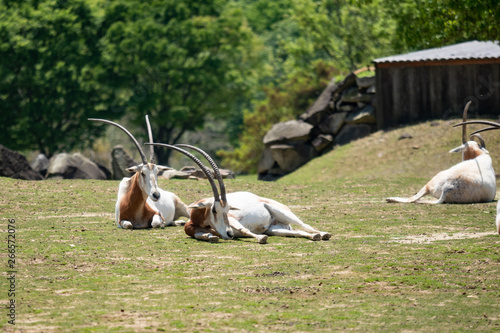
<box><xmin>453</xmin><ymin>120</ymin><xmax>500</xmax><ymax>135</ymax></box>
<box><xmin>462</xmin><ymin>101</ymin><xmax>472</xmax><ymax>144</ymax></box>
<box><xmin>470</xmin><ymin>133</ymin><xmax>486</xmax><ymax>148</ymax></box>
<box><xmin>175</xmin><ymin>144</ymin><xmax>227</xmax><ymax>204</ymax></box>
<box><xmin>145</xmin><ymin>143</ymin><xmax>221</xmax><ymax>202</ymax></box>
<box><xmin>89</xmin><ymin>118</ymin><xmax>148</xmax><ymax>164</ymax></box>
<box><xmin>145</xmin><ymin>115</ymin><xmax>155</xmax><ymax>164</ymax></box>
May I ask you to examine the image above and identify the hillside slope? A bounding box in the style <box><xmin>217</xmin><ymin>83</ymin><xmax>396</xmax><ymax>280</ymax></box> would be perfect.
<box><xmin>280</xmin><ymin>118</ymin><xmax>500</xmax><ymax>184</ymax></box>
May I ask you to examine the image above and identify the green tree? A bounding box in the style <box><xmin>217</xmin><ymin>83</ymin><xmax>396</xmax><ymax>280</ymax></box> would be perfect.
<box><xmin>387</xmin><ymin>0</ymin><xmax>500</xmax><ymax>51</ymax></box>
<box><xmin>101</xmin><ymin>0</ymin><xmax>261</xmax><ymax>165</ymax></box>
<box><xmin>0</xmin><ymin>0</ymin><xmax>113</xmax><ymax>157</ymax></box>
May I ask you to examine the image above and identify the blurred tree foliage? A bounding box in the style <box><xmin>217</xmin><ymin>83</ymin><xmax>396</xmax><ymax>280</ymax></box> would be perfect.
<box><xmin>101</xmin><ymin>0</ymin><xmax>262</xmax><ymax>164</ymax></box>
<box><xmin>0</xmin><ymin>0</ymin><xmax>114</xmax><ymax>157</ymax></box>
<box><xmin>387</xmin><ymin>0</ymin><xmax>500</xmax><ymax>51</ymax></box>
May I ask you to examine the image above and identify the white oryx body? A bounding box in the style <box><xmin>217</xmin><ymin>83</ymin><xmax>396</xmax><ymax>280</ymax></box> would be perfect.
<box><xmin>114</xmin><ymin>164</ymin><xmax>189</xmax><ymax>229</ymax></box>
<box><xmin>386</xmin><ymin>143</ymin><xmax>495</xmax><ymax>204</ymax></box>
<box><xmin>146</xmin><ymin>142</ymin><xmax>331</xmax><ymax>244</ymax></box>
<box><xmin>387</xmin><ymin>102</ymin><xmax>496</xmax><ymax>205</ymax></box>
<box><xmin>452</xmin><ymin>118</ymin><xmax>500</xmax><ymax>234</ymax></box>
<box><xmin>222</xmin><ymin>191</ymin><xmax>330</xmax><ymax>241</ymax></box>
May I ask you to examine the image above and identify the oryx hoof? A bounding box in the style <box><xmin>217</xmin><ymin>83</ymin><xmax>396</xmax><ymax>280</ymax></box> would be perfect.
<box><xmin>151</xmin><ymin>216</ymin><xmax>163</xmax><ymax>228</ymax></box>
<box><xmin>257</xmin><ymin>235</ymin><xmax>268</xmax><ymax>244</ymax></box>
<box><xmin>311</xmin><ymin>233</ymin><xmax>321</xmax><ymax>241</ymax></box>
<box><xmin>174</xmin><ymin>220</ymin><xmax>186</xmax><ymax>226</ymax></box>
<box><xmin>321</xmin><ymin>232</ymin><xmax>332</xmax><ymax>241</ymax></box>
<box><xmin>121</xmin><ymin>221</ymin><xmax>133</xmax><ymax>229</ymax></box>
<box><xmin>208</xmin><ymin>235</ymin><xmax>219</xmax><ymax>243</ymax></box>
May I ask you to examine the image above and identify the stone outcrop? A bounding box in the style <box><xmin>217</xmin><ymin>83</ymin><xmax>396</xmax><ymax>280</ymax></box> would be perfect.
<box><xmin>111</xmin><ymin>146</ymin><xmax>138</xmax><ymax>180</ymax></box>
<box><xmin>259</xmin><ymin>71</ymin><xmax>376</xmax><ymax>180</ymax></box>
<box><xmin>0</xmin><ymin>145</ymin><xmax>43</xmax><ymax>180</ymax></box>
<box><xmin>46</xmin><ymin>153</ymin><xmax>107</xmax><ymax>180</ymax></box>
<box><xmin>161</xmin><ymin>166</ymin><xmax>236</xmax><ymax>180</ymax></box>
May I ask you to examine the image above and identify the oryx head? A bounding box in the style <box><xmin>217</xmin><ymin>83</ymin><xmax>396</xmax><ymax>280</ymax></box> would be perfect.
<box><xmin>89</xmin><ymin>116</ymin><xmax>170</xmax><ymax>203</ymax></box>
<box><xmin>145</xmin><ymin>143</ymin><xmax>234</xmax><ymax>240</ymax></box>
<box><xmin>451</xmin><ymin>101</ymin><xmax>490</xmax><ymax>159</ymax></box>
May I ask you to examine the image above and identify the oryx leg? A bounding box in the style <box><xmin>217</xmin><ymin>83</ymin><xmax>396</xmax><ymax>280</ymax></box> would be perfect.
<box><xmin>264</xmin><ymin>203</ymin><xmax>331</xmax><ymax>240</ymax></box>
<box><xmin>151</xmin><ymin>213</ymin><xmax>165</xmax><ymax>228</ymax></box>
<box><xmin>185</xmin><ymin>221</ymin><xmax>219</xmax><ymax>243</ymax></box>
<box><xmin>229</xmin><ymin>217</ymin><xmax>268</xmax><ymax>244</ymax></box>
<box><xmin>120</xmin><ymin>220</ymin><xmax>133</xmax><ymax>229</ymax></box>
<box><xmin>265</xmin><ymin>224</ymin><xmax>321</xmax><ymax>241</ymax></box>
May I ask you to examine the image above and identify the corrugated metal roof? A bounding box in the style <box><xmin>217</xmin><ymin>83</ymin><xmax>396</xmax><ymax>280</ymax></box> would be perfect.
<box><xmin>373</xmin><ymin>40</ymin><xmax>500</xmax><ymax>64</ymax></box>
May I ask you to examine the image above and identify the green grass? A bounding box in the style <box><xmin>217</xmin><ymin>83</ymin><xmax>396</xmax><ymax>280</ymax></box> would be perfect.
<box><xmin>2</xmin><ymin>119</ymin><xmax>500</xmax><ymax>332</ymax></box>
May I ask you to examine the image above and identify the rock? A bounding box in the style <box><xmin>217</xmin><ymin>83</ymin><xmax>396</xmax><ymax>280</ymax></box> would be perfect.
<box><xmin>0</xmin><ymin>145</ymin><xmax>43</xmax><ymax>180</ymax></box>
<box><xmin>345</xmin><ymin>105</ymin><xmax>376</xmax><ymax>124</ymax></box>
<box><xmin>319</xmin><ymin>112</ymin><xmax>347</xmax><ymax>135</ymax></box>
<box><xmin>111</xmin><ymin>146</ymin><xmax>138</xmax><ymax>180</ymax></box>
<box><xmin>312</xmin><ymin>134</ymin><xmax>334</xmax><ymax>152</ymax></box>
<box><xmin>47</xmin><ymin>153</ymin><xmax>107</xmax><ymax>180</ymax></box>
<box><xmin>356</xmin><ymin>75</ymin><xmax>375</xmax><ymax>89</ymax></box>
<box><xmin>398</xmin><ymin>133</ymin><xmax>413</xmax><ymax>140</ymax></box>
<box><xmin>263</xmin><ymin>120</ymin><xmax>314</xmax><ymax>145</ymax></box>
<box><xmin>334</xmin><ymin>124</ymin><xmax>373</xmax><ymax>146</ymax></box>
<box><xmin>258</xmin><ymin>147</ymin><xmax>276</xmax><ymax>174</ymax></box>
<box><xmin>341</xmin><ymin>87</ymin><xmax>373</xmax><ymax>104</ymax></box>
<box><xmin>270</xmin><ymin>143</ymin><xmax>317</xmax><ymax>173</ymax></box>
<box><xmin>161</xmin><ymin>169</ymin><xmax>195</xmax><ymax>180</ymax></box>
<box><xmin>175</xmin><ymin>166</ymin><xmax>235</xmax><ymax>180</ymax></box>
<box><xmin>30</xmin><ymin>153</ymin><xmax>50</xmax><ymax>177</ymax></box>
<box><xmin>299</xmin><ymin>79</ymin><xmax>337</xmax><ymax>126</ymax></box>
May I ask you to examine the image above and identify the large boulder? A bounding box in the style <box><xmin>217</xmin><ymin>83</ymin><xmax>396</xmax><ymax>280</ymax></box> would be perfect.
<box><xmin>319</xmin><ymin>112</ymin><xmax>347</xmax><ymax>135</ymax></box>
<box><xmin>334</xmin><ymin>124</ymin><xmax>372</xmax><ymax>146</ymax></box>
<box><xmin>269</xmin><ymin>143</ymin><xmax>317</xmax><ymax>173</ymax></box>
<box><xmin>263</xmin><ymin>120</ymin><xmax>314</xmax><ymax>145</ymax></box>
<box><xmin>111</xmin><ymin>146</ymin><xmax>138</xmax><ymax>180</ymax></box>
<box><xmin>0</xmin><ymin>145</ymin><xmax>43</xmax><ymax>180</ymax></box>
<box><xmin>345</xmin><ymin>105</ymin><xmax>376</xmax><ymax>124</ymax></box>
<box><xmin>30</xmin><ymin>153</ymin><xmax>50</xmax><ymax>177</ymax></box>
<box><xmin>47</xmin><ymin>153</ymin><xmax>107</xmax><ymax>180</ymax></box>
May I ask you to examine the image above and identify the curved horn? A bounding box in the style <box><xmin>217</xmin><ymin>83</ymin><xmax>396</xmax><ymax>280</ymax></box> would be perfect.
<box><xmin>89</xmin><ymin>118</ymin><xmax>148</xmax><ymax>164</ymax></box>
<box><xmin>145</xmin><ymin>115</ymin><xmax>155</xmax><ymax>164</ymax></box>
<box><xmin>175</xmin><ymin>144</ymin><xmax>227</xmax><ymax>203</ymax></box>
<box><xmin>145</xmin><ymin>143</ymin><xmax>221</xmax><ymax>202</ymax></box>
<box><xmin>453</xmin><ymin>120</ymin><xmax>500</xmax><ymax>129</ymax></box>
<box><xmin>470</xmin><ymin>126</ymin><xmax>500</xmax><ymax>136</ymax></box>
<box><xmin>462</xmin><ymin>101</ymin><xmax>472</xmax><ymax>144</ymax></box>
<box><xmin>470</xmin><ymin>133</ymin><xmax>486</xmax><ymax>148</ymax></box>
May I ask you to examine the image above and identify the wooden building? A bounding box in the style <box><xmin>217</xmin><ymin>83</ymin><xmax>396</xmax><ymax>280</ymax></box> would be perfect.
<box><xmin>373</xmin><ymin>40</ymin><xmax>500</xmax><ymax>129</ymax></box>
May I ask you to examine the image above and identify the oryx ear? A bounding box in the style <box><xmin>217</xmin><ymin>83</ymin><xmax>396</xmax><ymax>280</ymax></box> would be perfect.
<box><xmin>157</xmin><ymin>165</ymin><xmax>174</xmax><ymax>172</ymax></box>
<box><xmin>449</xmin><ymin>144</ymin><xmax>465</xmax><ymax>153</ymax></box>
<box><xmin>126</xmin><ymin>166</ymin><xmax>141</xmax><ymax>174</ymax></box>
<box><xmin>188</xmin><ymin>201</ymin><xmax>211</xmax><ymax>210</ymax></box>
<box><xmin>229</xmin><ymin>206</ymin><xmax>240</xmax><ymax>211</ymax></box>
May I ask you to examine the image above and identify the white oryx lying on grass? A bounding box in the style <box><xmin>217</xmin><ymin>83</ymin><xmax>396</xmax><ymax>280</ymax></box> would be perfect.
<box><xmin>89</xmin><ymin>117</ymin><xmax>190</xmax><ymax>229</ymax></box>
<box><xmin>451</xmin><ymin>118</ymin><xmax>500</xmax><ymax>234</ymax></box>
<box><xmin>386</xmin><ymin>102</ymin><xmax>496</xmax><ymax>204</ymax></box>
<box><xmin>146</xmin><ymin>142</ymin><xmax>331</xmax><ymax>244</ymax></box>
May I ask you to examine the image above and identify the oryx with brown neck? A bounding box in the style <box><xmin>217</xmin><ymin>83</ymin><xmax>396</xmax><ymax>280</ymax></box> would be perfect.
<box><xmin>386</xmin><ymin>101</ymin><xmax>496</xmax><ymax>204</ymax></box>
<box><xmin>451</xmin><ymin>118</ymin><xmax>500</xmax><ymax>234</ymax></box>
<box><xmin>89</xmin><ymin>117</ymin><xmax>189</xmax><ymax>229</ymax></box>
<box><xmin>146</xmin><ymin>143</ymin><xmax>331</xmax><ymax>243</ymax></box>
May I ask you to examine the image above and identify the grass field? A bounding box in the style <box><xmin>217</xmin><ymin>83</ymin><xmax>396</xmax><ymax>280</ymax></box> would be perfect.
<box><xmin>2</xmin><ymin>119</ymin><xmax>500</xmax><ymax>332</ymax></box>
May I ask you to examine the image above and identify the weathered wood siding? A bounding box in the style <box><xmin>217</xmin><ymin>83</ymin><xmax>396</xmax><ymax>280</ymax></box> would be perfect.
<box><xmin>375</xmin><ymin>62</ymin><xmax>500</xmax><ymax>129</ymax></box>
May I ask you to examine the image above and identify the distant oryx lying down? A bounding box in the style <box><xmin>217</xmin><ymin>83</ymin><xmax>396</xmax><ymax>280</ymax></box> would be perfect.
<box><xmin>386</xmin><ymin>102</ymin><xmax>496</xmax><ymax>204</ymax></box>
<box><xmin>451</xmin><ymin>118</ymin><xmax>500</xmax><ymax>234</ymax></box>
<box><xmin>89</xmin><ymin>117</ymin><xmax>189</xmax><ymax>229</ymax></box>
<box><xmin>146</xmin><ymin>143</ymin><xmax>331</xmax><ymax>244</ymax></box>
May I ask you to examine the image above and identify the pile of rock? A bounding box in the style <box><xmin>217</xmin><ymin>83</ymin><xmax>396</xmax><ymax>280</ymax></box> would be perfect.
<box><xmin>258</xmin><ymin>72</ymin><xmax>376</xmax><ymax>181</ymax></box>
